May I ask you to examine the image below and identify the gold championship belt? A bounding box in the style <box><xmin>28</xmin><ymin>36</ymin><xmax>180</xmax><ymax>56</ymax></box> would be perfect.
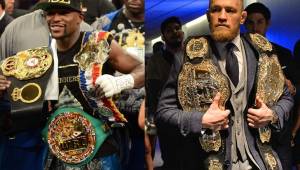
<box><xmin>0</xmin><ymin>47</ymin><xmax>53</xmax><ymax>134</ymax></box>
<box><xmin>1</xmin><ymin>47</ymin><xmax>52</xmax><ymax>80</ymax></box>
<box><xmin>45</xmin><ymin>108</ymin><xmax>108</xmax><ymax>165</ymax></box>
<box><xmin>74</xmin><ymin>31</ymin><xmax>110</xmax><ymax>70</ymax></box>
<box><xmin>43</xmin><ymin>87</ymin><xmax>109</xmax><ymax>166</ymax></box>
<box><xmin>250</xmin><ymin>33</ymin><xmax>284</xmax><ymax>170</ymax></box>
<box><xmin>178</xmin><ymin>37</ymin><xmax>231</xmax><ymax>153</ymax></box>
<box><xmin>113</xmin><ymin>28</ymin><xmax>145</xmax><ymax>62</ymax></box>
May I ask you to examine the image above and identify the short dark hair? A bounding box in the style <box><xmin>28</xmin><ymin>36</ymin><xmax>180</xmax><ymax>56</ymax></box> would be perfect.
<box><xmin>0</xmin><ymin>0</ymin><xmax>5</xmax><ymax>9</ymax></box>
<box><xmin>160</xmin><ymin>16</ymin><xmax>182</xmax><ymax>34</ymax></box>
<box><xmin>245</xmin><ymin>2</ymin><xmax>271</xmax><ymax>21</ymax></box>
<box><xmin>152</xmin><ymin>41</ymin><xmax>164</xmax><ymax>53</ymax></box>
<box><xmin>294</xmin><ymin>39</ymin><xmax>300</xmax><ymax>57</ymax></box>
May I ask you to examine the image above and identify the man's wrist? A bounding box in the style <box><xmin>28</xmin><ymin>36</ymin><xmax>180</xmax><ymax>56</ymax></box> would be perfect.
<box><xmin>270</xmin><ymin>109</ymin><xmax>278</xmax><ymax>124</ymax></box>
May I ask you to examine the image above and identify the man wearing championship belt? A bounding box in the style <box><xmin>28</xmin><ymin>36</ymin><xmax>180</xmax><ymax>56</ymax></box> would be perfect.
<box><xmin>0</xmin><ymin>0</ymin><xmax>144</xmax><ymax>169</ymax></box>
<box><xmin>156</xmin><ymin>0</ymin><xmax>293</xmax><ymax>169</ymax></box>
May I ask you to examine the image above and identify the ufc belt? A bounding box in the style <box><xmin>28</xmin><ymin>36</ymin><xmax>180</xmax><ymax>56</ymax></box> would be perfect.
<box><xmin>178</xmin><ymin>36</ymin><xmax>231</xmax><ymax>169</ymax></box>
<box><xmin>250</xmin><ymin>33</ymin><xmax>284</xmax><ymax>170</ymax></box>
<box><xmin>0</xmin><ymin>47</ymin><xmax>53</xmax><ymax>134</ymax></box>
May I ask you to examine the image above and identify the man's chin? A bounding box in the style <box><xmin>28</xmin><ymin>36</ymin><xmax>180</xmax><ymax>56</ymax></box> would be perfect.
<box><xmin>211</xmin><ymin>30</ymin><xmax>237</xmax><ymax>42</ymax></box>
<box><xmin>50</xmin><ymin>33</ymin><xmax>63</xmax><ymax>39</ymax></box>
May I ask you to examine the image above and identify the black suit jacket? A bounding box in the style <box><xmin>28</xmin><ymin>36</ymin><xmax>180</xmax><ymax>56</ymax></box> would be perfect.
<box><xmin>0</xmin><ymin>13</ymin><xmax>13</xmax><ymax>37</ymax></box>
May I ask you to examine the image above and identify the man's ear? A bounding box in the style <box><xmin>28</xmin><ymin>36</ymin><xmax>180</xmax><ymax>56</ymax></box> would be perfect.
<box><xmin>79</xmin><ymin>13</ymin><xmax>84</xmax><ymax>20</ymax></box>
<box><xmin>240</xmin><ymin>11</ymin><xmax>247</xmax><ymax>24</ymax></box>
<box><xmin>161</xmin><ymin>35</ymin><xmax>165</xmax><ymax>42</ymax></box>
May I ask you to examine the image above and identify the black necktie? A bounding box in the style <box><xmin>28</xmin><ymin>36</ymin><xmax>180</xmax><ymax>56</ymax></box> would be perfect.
<box><xmin>225</xmin><ymin>43</ymin><xmax>239</xmax><ymax>86</ymax></box>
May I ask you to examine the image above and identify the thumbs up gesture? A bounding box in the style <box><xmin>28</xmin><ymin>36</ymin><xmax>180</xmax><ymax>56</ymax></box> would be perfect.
<box><xmin>202</xmin><ymin>92</ymin><xmax>230</xmax><ymax>130</ymax></box>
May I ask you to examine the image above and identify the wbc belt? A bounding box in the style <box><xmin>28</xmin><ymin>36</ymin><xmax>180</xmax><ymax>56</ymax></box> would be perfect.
<box><xmin>0</xmin><ymin>47</ymin><xmax>53</xmax><ymax>135</ymax></box>
<box><xmin>42</xmin><ymin>106</ymin><xmax>109</xmax><ymax>166</ymax></box>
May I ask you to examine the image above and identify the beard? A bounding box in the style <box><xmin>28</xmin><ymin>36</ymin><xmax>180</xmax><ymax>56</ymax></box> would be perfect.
<box><xmin>210</xmin><ymin>23</ymin><xmax>239</xmax><ymax>42</ymax></box>
<box><xmin>167</xmin><ymin>40</ymin><xmax>182</xmax><ymax>49</ymax></box>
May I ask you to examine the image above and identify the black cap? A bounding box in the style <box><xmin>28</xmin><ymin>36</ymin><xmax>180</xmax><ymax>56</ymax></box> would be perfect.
<box><xmin>36</xmin><ymin>0</ymin><xmax>82</xmax><ymax>12</ymax></box>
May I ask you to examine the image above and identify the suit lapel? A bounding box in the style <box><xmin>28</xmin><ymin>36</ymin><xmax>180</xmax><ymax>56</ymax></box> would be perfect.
<box><xmin>207</xmin><ymin>36</ymin><xmax>222</xmax><ymax>70</ymax></box>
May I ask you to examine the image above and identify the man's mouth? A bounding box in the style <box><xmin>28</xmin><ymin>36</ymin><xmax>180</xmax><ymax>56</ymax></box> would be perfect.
<box><xmin>128</xmin><ymin>3</ymin><xmax>141</xmax><ymax>9</ymax></box>
<box><xmin>216</xmin><ymin>24</ymin><xmax>229</xmax><ymax>28</ymax></box>
<box><xmin>50</xmin><ymin>24</ymin><xmax>64</xmax><ymax>32</ymax></box>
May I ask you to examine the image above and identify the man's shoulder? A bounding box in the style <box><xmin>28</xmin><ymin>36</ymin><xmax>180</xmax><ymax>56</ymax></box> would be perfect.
<box><xmin>5</xmin><ymin>10</ymin><xmax>43</xmax><ymax>28</ymax></box>
<box><xmin>3</xmin><ymin>13</ymin><xmax>14</xmax><ymax>23</ymax></box>
<box><xmin>92</xmin><ymin>10</ymin><xmax>121</xmax><ymax>30</ymax></box>
<box><xmin>271</xmin><ymin>42</ymin><xmax>292</xmax><ymax>56</ymax></box>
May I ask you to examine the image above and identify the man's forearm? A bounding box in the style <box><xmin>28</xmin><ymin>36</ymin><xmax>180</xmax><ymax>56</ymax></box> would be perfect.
<box><xmin>130</xmin><ymin>63</ymin><xmax>145</xmax><ymax>88</ymax></box>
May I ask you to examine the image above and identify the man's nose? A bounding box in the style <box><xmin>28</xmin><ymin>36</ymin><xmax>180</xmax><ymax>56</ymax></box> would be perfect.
<box><xmin>218</xmin><ymin>9</ymin><xmax>227</xmax><ymax>21</ymax></box>
<box><xmin>51</xmin><ymin>13</ymin><xmax>62</xmax><ymax>20</ymax></box>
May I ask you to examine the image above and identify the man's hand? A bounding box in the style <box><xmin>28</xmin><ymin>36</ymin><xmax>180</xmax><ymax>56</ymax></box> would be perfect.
<box><xmin>95</xmin><ymin>74</ymin><xmax>134</xmax><ymax>98</ymax></box>
<box><xmin>285</xmin><ymin>79</ymin><xmax>296</xmax><ymax>96</ymax></box>
<box><xmin>247</xmin><ymin>97</ymin><xmax>274</xmax><ymax>128</ymax></box>
<box><xmin>0</xmin><ymin>75</ymin><xmax>10</xmax><ymax>97</ymax></box>
<box><xmin>202</xmin><ymin>93</ymin><xmax>230</xmax><ymax>131</ymax></box>
<box><xmin>0</xmin><ymin>74</ymin><xmax>10</xmax><ymax>88</ymax></box>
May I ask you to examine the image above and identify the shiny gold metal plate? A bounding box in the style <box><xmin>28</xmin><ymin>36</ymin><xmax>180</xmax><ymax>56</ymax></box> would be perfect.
<box><xmin>256</xmin><ymin>52</ymin><xmax>284</xmax><ymax>143</ymax></box>
<box><xmin>74</xmin><ymin>31</ymin><xmax>111</xmax><ymax>71</ymax></box>
<box><xmin>186</xmin><ymin>37</ymin><xmax>208</xmax><ymax>60</ymax></box>
<box><xmin>1</xmin><ymin>47</ymin><xmax>52</xmax><ymax>80</ymax></box>
<box><xmin>178</xmin><ymin>60</ymin><xmax>230</xmax><ymax>113</ymax></box>
<box><xmin>256</xmin><ymin>53</ymin><xmax>284</xmax><ymax>107</ymax></box>
<box><xmin>259</xmin><ymin>126</ymin><xmax>271</xmax><ymax>143</ymax></box>
<box><xmin>199</xmin><ymin>131</ymin><xmax>222</xmax><ymax>152</ymax></box>
<box><xmin>208</xmin><ymin>159</ymin><xmax>223</xmax><ymax>170</ymax></box>
<box><xmin>264</xmin><ymin>153</ymin><xmax>277</xmax><ymax>170</ymax></box>
<box><xmin>11</xmin><ymin>83</ymin><xmax>42</xmax><ymax>103</ymax></box>
<box><xmin>250</xmin><ymin>33</ymin><xmax>272</xmax><ymax>52</ymax></box>
<box><xmin>47</xmin><ymin>111</ymin><xmax>96</xmax><ymax>164</ymax></box>
<box><xmin>124</xmin><ymin>29</ymin><xmax>145</xmax><ymax>48</ymax></box>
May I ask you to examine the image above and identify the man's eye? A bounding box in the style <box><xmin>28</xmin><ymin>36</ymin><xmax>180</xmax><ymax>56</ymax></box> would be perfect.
<box><xmin>225</xmin><ymin>8</ymin><xmax>236</xmax><ymax>13</ymax></box>
<box><xmin>210</xmin><ymin>7</ymin><xmax>220</xmax><ymax>13</ymax></box>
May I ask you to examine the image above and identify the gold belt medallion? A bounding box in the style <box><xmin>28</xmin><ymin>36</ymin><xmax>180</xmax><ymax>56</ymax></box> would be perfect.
<box><xmin>208</xmin><ymin>159</ymin><xmax>223</xmax><ymax>170</ymax></box>
<box><xmin>1</xmin><ymin>47</ymin><xmax>52</xmax><ymax>80</ymax></box>
<box><xmin>11</xmin><ymin>83</ymin><xmax>42</xmax><ymax>103</ymax></box>
<box><xmin>264</xmin><ymin>153</ymin><xmax>277</xmax><ymax>170</ymax></box>
<box><xmin>259</xmin><ymin>126</ymin><xmax>271</xmax><ymax>143</ymax></box>
<box><xmin>178</xmin><ymin>61</ymin><xmax>230</xmax><ymax>113</ymax></box>
<box><xmin>199</xmin><ymin>131</ymin><xmax>222</xmax><ymax>152</ymax></box>
<box><xmin>186</xmin><ymin>37</ymin><xmax>208</xmax><ymax>60</ymax></box>
<box><xmin>250</xmin><ymin>33</ymin><xmax>272</xmax><ymax>52</ymax></box>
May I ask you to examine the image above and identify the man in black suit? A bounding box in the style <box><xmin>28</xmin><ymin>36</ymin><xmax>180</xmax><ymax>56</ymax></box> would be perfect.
<box><xmin>156</xmin><ymin>0</ymin><xmax>294</xmax><ymax>169</ymax></box>
<box><xmin>244</xmin><ymin>3</ymin><xmax>296</xmax><ymax>170</ymax></box>
<box><xmin>0</xmin><ymin>0</ymin><xmax>13</xmax><ymax>37</ymax></box>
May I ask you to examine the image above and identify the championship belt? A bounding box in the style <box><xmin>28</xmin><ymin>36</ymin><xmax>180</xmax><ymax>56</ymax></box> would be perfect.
<box><xmin>250</xmin><ymin>33</ymin><xmax>284</xmax><ymax>170</ymax></box>
<box><xmin>110</xmin><ymin>28</ymin><xmax>145</xmax><ymax>63</ymax></box>
<box><xmin>0</xmin><ymin>47</ymin><xmax>53</xmax><ymax>134</ymax></box>
<box><xmin>42</xmin><ymin>86</ymin><xmax>110</xmax><ymax>166</ymax></box>
<box><xmin>74</xmin><ymin>31</ymin><xmax>127</xmax><ymax>124</ymax></box>
<box><xmin>178</xmin><ymin>36</ymin><xmax>230</xmax><ymax>169</ymax></box>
